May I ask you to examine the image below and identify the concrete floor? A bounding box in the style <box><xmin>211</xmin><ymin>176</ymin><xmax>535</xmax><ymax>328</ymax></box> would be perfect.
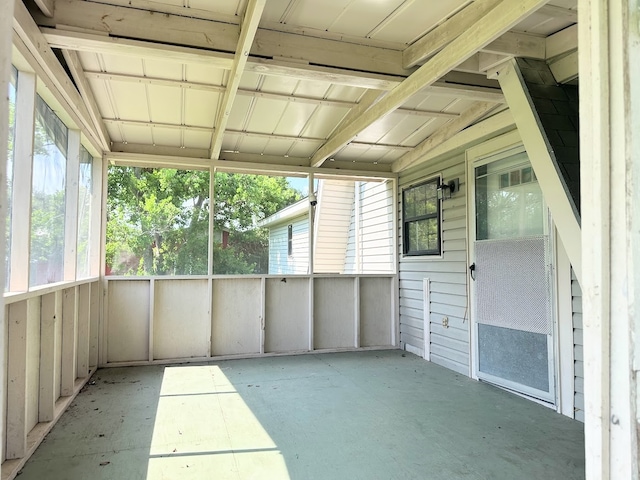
<box><xmin>17</xmin><ymin>350</ymin><xmax>584</xmax><ymax>480</ymax></box>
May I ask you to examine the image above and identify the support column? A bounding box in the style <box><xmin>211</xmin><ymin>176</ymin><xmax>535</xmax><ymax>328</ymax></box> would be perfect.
<box><xmin>1</xmin><ymin>0</ymin><xmax>16</xmax><ymax>470</ymax></box>
<box><xmin>579</xmin><ymin>0</ymin><xmax>639</xmax><ymax>478</ymax></box>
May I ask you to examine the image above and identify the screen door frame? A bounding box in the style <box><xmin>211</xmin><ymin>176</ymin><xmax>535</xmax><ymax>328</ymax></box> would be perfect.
<box><xmin>466</xmin><ymin>134</ymin><xmax>558</xmax><ymax>405</ymax></box>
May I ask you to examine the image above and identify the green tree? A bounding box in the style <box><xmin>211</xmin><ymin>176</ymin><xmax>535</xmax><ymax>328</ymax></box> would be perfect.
<box><xmin>106</xmin><ymin>168</ymin><xmax>302</xmax><ymax>276</ymax></box>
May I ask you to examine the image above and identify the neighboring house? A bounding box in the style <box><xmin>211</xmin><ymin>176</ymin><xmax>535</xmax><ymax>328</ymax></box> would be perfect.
<box><xmin>260</xmin><ymin>179</ymin><xmax>394</xmax><ymax>275</ymax></box>
<box><xmin>258</xmin><ymin>198</ymin><xmax>310</xmax><ymax>274</ymax></box>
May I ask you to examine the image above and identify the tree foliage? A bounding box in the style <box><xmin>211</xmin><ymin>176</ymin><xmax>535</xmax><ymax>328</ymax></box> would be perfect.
<box><xmin>106</xmin><ymin>168</ymin><xmax>302</xmax><ymax>276</ymax></box>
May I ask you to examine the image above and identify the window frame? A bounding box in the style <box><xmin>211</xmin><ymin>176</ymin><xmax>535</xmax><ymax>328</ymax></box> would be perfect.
<box><xmin>402</xmin><ymin>176</ymin><xmax>442</xmax><ymax>256</ymax></box>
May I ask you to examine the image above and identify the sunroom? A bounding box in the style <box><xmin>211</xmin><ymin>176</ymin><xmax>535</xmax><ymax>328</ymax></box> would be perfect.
<box><xmin>0</xmin><ymin>0</ymin><xmax>637</xmax><ymax>479</ymax></box>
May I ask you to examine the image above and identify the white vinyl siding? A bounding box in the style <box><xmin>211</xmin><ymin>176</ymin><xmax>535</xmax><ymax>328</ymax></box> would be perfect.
<box><xmin>314</xmin><ymin>180</ymin><xmax>355</xmax><ymax>273</ymax></box>
<box><xmin>268</xmin><ymin>214</ymin><xmax>309</xmax><ymax>274</ymax></box>
<box><xmin>572</xmin><ymin>269</ymin><xmax>584</xmax><ymax>422</ymax></box>
<box><xmin>398</xmin><ymin>153</ymin><xmax>470</xmax><ymax>375</ymax></box>
<box><xmin>345</xmin><ymin>181</ymin><xmax>394</xmax><ymax>274</ymax></box>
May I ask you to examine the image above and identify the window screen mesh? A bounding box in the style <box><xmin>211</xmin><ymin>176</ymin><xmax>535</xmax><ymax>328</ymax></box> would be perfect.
<box><xmin>475</xmin><ymin>236</ymin><xmax>551</xmax><ymax>335</ymax></box>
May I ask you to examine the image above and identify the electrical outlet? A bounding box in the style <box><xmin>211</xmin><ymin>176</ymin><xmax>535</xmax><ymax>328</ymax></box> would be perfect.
<box><xmin>442</xmin><ymin>316</ymin><xmax>449</xmax><ymax>328</ymax></box>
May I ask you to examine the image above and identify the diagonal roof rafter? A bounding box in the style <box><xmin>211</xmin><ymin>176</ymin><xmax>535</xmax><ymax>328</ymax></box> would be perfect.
<box><xmin>310</xmin><ymin>0</ymin><xmax>549</xmax><ymax>169</ymax></box>
<box><xmin>209</xmin><ymin>0</ymin><xmax>266</xmax><ymax>160</ymax></box>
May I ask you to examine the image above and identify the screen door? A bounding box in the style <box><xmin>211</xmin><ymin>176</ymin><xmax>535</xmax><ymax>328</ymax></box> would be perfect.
<box><xmin>472</xmin><ymin>150</ymin><xmax>555</xmax><ymax>403</ymax></box>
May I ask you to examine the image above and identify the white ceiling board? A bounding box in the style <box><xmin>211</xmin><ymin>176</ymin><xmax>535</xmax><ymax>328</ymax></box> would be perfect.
<box><xmin>376</xmin><ymin>113</ymin><xmax>436</xmax><ymax>146</ymax></box>
<box><xmin>78</xmin><ymin>51</ymin><xmax>101</xmax><ymax>71</ymax></box>
<box><xmin>327</xmin><ymin>0</ymin><xmax>407</xmax><ymax>38</ymax></box>
<box><xmin>110</xmin><ymin>83</ymin><xmax>150</xmax><ymax>122</ymax></box>
<box><xmin>273</xmin><ymin>102</ymin><xmax>319</xmax><ymax>137</ymax></box>
<box><xmin>324</xmin><ymin>84</ymin><xmax>367</xmax><ymax>103</ymax></box>
<box><xmin>401</xmin><ymin>117</ymin><xmax>451</xmax><ymax>146</ymax></box>
<box><xmin>369</xmin><ymin>0</ymin><xmax>470</xmax><ymax>44</ymax></box>
<box><xmin>354</xmin><ymin>113</ymin><xmax>404</xmax><ymax>143</ymax></box>
<box><xmin>260</xmin><ymin>0</ymin><xmax>297</xmax><ymax>24</ymax></box>
<box><xmin>260</xmin><ymin>75</ymin><xmax>299</xmax><ymax>95</ymax></box>
<box><xmin>226</xmin><ymin>95</ymin><xmax>254</xmax><ymax>130</ymax></box>
<box><xmin>188</xmin><ymin>0</ymin><xmax>244</xmax><ymax>16</ymax></box>
<box><xmin>288</xmin><ymin>142</ymin><xmax>316</xmax><ymax>159</ymax></box>
<box><xmin>548</xmin><ymin>0</ymin><xmax>577</xmax><ymax>8</ymax></box>
<box><xmin>151</xmin><ymin>127</ymin><xmax>182</xmax><ymax>147</ymax></box>
<box><xmin>99</xmin><ymin>53</ymin><xmax>145</xmax><ymax>76</ymax></box>
<box><xmin>142</xmin><ymin>58</ymin><xmax>184</xmax><ymax>80</ymax></box>
<box><xmin>293</xmin><ymin>79</ymin><xmax>333</xmax><ymax>98</ymax></box>
<box><xmin>238</xmin><ymin>71</ymin><xmax>263</xmax><ymax>90</ymax></box>
<box><xmin>514</xmin><ymin>13</ymin><xmax>574</xmax><ymax>36</ymax></box>
<box><xmin>246</xmin><ymin>98</ymin><xmax>289</xmax><ymax>134</ymax></box>
<box><xmin>301</xmin><ymin>106</ymin><xmax>350</xmax><ymax>139</ymax></box>
<box><xmin>121</xmin><ymin>124</ymin><xmax>154</xmax><ymax>144</ymax></box>
<box><xmin>105</xmin><ymin>123</ymin><xmax>123</xmax><ymax>143</ymax></box>
<box><xmin>147</xmin><ymin>85</ymin><xmax>182</xmax><ymax>124</ymax></box>
<box><xmin>87</xmin><ymin>77</ymin><xmax>117</xmax><ymax>119</ymax></box>
<box><xmin>221</xmin><ymin>136</ymin><xmax>240</xmax><ymax>153</ymax></box>
<box><xmin>279</xmin><ymin>0</ymin><xmax>352</xmax><ymax>32</ymax></box>
<box><xmin>184</xmin><ymin>129</ymin><xmax>213</xmax><ymax>149</ymax></box>
<box><xmin>236</xmin><ymin>135</ymin><xmax>270</xmax><ymax>154</ymax></box>
<box><xmin>184</xmin><ymin>90</ymin><xmax>220</xmax><ymax>128</ymax></box>
<box><xmin>262</xmin><ymin>138</ymin><xmax>301</xmax><ymax>156</ymax></box>
<box><xmin>186</xmin><ymin>64</ymin><xmax>227</xmax><ymax>85</ymax></box>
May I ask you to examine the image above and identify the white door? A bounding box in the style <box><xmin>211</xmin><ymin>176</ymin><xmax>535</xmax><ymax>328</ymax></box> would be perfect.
<box><xmin>471</xmin><ymin>148</ymin><xmax>555</xmax><ymax>403</ymax></box>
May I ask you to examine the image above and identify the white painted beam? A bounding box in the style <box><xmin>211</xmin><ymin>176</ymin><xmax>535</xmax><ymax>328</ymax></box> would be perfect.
<box><xmin>12</xmin><ymin>1</ymin><xmax>103</xmax><ymax>153</ymax></box>
<box><xmin>62</xmin><ymin>50</ymin><xmax>111</xmax><ymax>151</ymax></box>
<box><xmin>35</xmin><ymin>0</ymin><xmax>412</xmax><ymax>77</ymax></box>
<box><xmin>6</xmin><ymin>300</ymin><xmax>33</xmax><ymax>459</ymax></box>
<box><xmin>82</xmin><ymin>71</ymin><xmax>462</xmax><ymax>118</ymax></box>
<box><xmin>89</xmin><ymin>156</ymin><xmax>102</xmax><ymax>278</ymax></box>
<box><xmin>10</xmin><ymin>71</ymin><xmax>36</xmax><ymax>293</ymax></box>
<box><xmin>39</xmin><ymin>293</ymin><xmax>57</xmax><ymax>422</ymax></box>
<box><xmin>403</xmin><ymin>0</ymin><xmax>502</xmax><ymax>68</ymax></box>
<box><xmin>0</xmin><ymin>0</ymin><xmax>14</xmax><ymax>466</ymax></box>
<box><xmin>546</xmin><ymin>24</ymin><xmax>578</xmax><ymax>59</ymax></box>
<box><xmin>549</xmin><ymin>50</ymin><xmax>579</xmax><ymax>84</ymax></box>
<box><xmin>310</xmin><ymin>0</ymin><xmax>544</xmax><ymax>168</ymax></box>
<box><xmin>580</xmin><ymin>0</ymin><xmax>640</xmax><ymax>478</ymax></box>
<box><xmin>64</xmin><ymin>130</ymin><xmax>81</xmax><ymax>282</ymax></box>
<box><xmin>392</xmin><ymin>102</ymin><xmax>498</xmax><ymax>172</ymax></box>
<box><xmin>496</xmin><ymin>59</ymin><xmax>582</xmax><ymax>281</ymax></box>
<box><xmin>60</xmin><ymin>287</ymin><xmax>78</xmax><ymax>396</ymax></box>
<box><xmin>210</xmin><ymin>0</ymin><xmax>266</xmax><ymax>160</ymax></box>
<box><xmin>34</xmin><ymin>0</ymin><xmax>55</xmax><ymax>17</ymax></box>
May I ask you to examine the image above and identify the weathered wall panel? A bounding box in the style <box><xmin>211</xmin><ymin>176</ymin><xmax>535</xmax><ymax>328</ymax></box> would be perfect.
<box><xmin>154</xmin><ymin>279</ymin><xmax>210</xmax><ymax>360</ymax></box>
<box><xmin>359</xmin><ymin>277</ymin><xmax>392</xmax><ymax>346</ymax></box>
<box><xmin>211</xmin><ymin>278</ymin><xmax>261</xmax><ymax>356</ymax></box>
<box><xmin>265</xmin><ymin>277</ymin><xmax>310</xmax><ymax>352</ymax></box>
<box><xmin>314</xmin><ymin>277</ymin><xmax>355</xmax><ymax>349</ymax></box>
<box><xmin>107</xmin><ymin>280</ymin><xmax>150</xmax><ymax>362</ymax></box>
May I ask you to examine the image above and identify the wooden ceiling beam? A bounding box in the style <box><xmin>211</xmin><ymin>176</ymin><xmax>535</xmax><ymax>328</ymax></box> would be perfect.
<box><xmin>403</xmin><ymin>0</ymin><xmax>502</xmax><ymax>69</ymax></box>
<box><xmin>310</xmin><ymin>0</ymin><xmax>547</xmax><ymax>168</ymax></box>
<box><xmin>391</xmin><ymin>102</ymin><xmax>499</xmax><ymax>172</ymax></box>
<box><xmin>210</xmin><ymin>0</ymin><xmax>266</xmax><ymax>160</ymax></box>
<box><xmin>62</xmin><ymin>50</ymin><xmax>111</xmax><ymax>151</ymax></box>
<box><xmin>42</xmin><ymin>28</ymin><xmax>235</xmax><ymax>69</ymax></box>
<box><xmin>13</xmin><ymin>1</ymin><xmax>103</xmax><ymax>153</ymax></box>
<box><xmin>34</xmin><ymin>0</ymin><xmax>55</xmax><ymax>18</ymax></box>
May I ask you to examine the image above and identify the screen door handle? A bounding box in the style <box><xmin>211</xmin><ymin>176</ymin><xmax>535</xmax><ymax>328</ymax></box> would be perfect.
<box><xmin>469</xmin><ymin>263</ymin><xmax>476</xmax><ymax>281</ymax></box>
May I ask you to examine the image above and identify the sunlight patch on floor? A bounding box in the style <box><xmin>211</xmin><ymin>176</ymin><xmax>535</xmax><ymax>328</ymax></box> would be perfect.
<box><xmin>147</xmin><ymin>365</ymin><xmax>290</xmax><ymax>479</ymax></box>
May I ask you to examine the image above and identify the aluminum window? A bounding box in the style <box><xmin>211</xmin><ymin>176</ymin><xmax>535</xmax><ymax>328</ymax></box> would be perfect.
<box><xmin>402</xmin><ymin>178</ymin><xmax>441</xmax><ymax>256</ymax></box>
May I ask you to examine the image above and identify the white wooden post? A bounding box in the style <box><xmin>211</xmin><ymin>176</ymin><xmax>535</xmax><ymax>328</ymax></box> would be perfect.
<box><xmin>0</xmin><ymin>0</ymin><xmax>15</xmax><ymax>470</ymax></box>
<box><xmin>39</xmin><ymin>293</ymin><xmax>57</xmax><ymax>422</ymax></box>
<box><xmin>89</xmin><ymin>155</ymin><xmax>103</xmax><ymax>278</ymax></box>
<box><xmin>64</xmin><ymin>129</ymin><xmax>81</xmax><ymax>281</ymax></box>
<box><xmin>76</xmin><ymin>283</ymin><xmax>91</xmax><ymax>378</ymax></box>
<box><xmin>579</xmin><ymin>0</ymin><xmax>640</xmax><ymax>478</ymax></box>
<box><xmin>61</xmin><ymin>287</ymin><xmax>78</xmax><ymax>396</ymax></box>
<box><xmin>6</xmin><ymin>302</ymin><xmax>28</xmax><ymax>459</ymax></box>
<box><xmin>10</xmin><ymin>71</ymin><xmax>36</xmax><ymax>292</ymax></box>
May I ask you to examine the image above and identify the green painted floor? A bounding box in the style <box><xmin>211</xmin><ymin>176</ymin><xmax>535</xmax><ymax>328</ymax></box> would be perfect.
<box><xmin>17</xmin><ymin>350</ymin><xmax>585</xmax><ymax>479</ymax></box>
